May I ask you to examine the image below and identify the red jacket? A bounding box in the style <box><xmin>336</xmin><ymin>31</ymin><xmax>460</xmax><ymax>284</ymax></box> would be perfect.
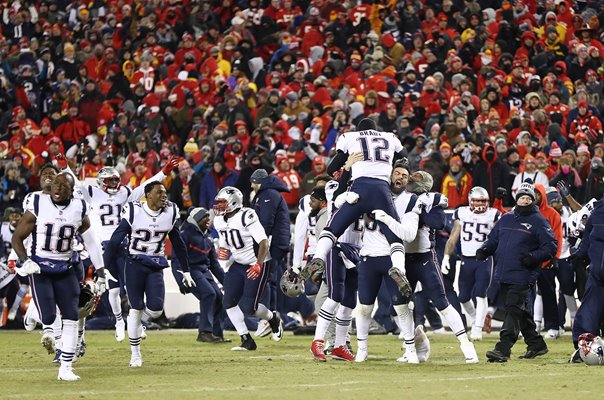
<box><xmin>56</xmin><ymin>117</ymin><xmax>91</xmax><ymax>145</ymax></box>
<box><xmin>535</xmin><ymin>184</ymin><xmax>563</xmax><ymax>261</ymax></box>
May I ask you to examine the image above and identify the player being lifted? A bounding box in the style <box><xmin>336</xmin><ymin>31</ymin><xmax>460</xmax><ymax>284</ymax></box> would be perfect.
<box><xmin>442</xmin><ymin>187</ymin><xmax>500</xmax><ymax>341</ymax></box>
<box><xmin>304</xmin><ymin>118</ymin><xmax>412</xmax><ymax>296</ymax></box>
<box><xmin>58</xmin><ymin>153</ymin><xmax>179</xmax><ymax>341</ymax></box>
<box><xmin>12</xmin><ymin>173</ymin><xmax>107</xmax><ymax>381</ymax></box>
<box><xmin>213</xmin><ymin>187</ymin><xmax>283</xmax><ymax>351</ymax></box>
<box><xmin>103</xmin><ymin>181</ymin><xmax>191</xmax><ymax>367</ymax></box>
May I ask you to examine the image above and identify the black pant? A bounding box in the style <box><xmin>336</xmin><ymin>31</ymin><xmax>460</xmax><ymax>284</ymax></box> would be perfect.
<box><xmin>537</xmin><ymin>268</ymin><xmax>560</xmax><ymax>330</ymax></box>
<box><xmin>495</xmin><ymin>283</ymin><xmax>546</xmax><ymax>356</ymax></box>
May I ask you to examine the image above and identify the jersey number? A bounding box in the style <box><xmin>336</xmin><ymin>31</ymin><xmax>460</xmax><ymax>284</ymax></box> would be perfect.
<box><xmin>99</xmin><ymin>204</ymin><xmax>122</xmax><ymax>226</ymax></box>
<box><xmin>461</xmin><ymin>222</ymin><xmax>489</xmax><ymax>243</ymax></box>
<box><xmin>219</xmin><ymin>229</ymin><xmax>245</xmax><ymax>250</ymax></box>
<box><xmin>42</xmin><ymin>224</ymin><xmax>76</xmax><ymax>253</ymax></box>
<box><xmin>357</xmin><ymin>137</ymin><xmax>390</xmax><ymax>163</ymax></box>
<box><xmin>131</xmin><ymin>229</ymin><xmax>168</xmax><ymax>254</ymax></box>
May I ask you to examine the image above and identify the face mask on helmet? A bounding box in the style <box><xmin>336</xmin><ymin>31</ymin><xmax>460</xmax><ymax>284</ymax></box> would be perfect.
<box><xmin>213</xmin><ymin>187</ymin><xmax>243</xmax><ymax>216</ymax></box>
<box><xmin>469</xmin><ymin>187</ymin><xmax>490</xmax><ymax>213</ymax></box>
<box><xmin>280</xmin><ymin>269</ymin><xmax>304</xmax><ymax>297</ymax></box>
<box><xmin>578</xmin><ymin>333</ymin><xmax>604</xmax><ymax>366</ymax></box>
<box><xmin>97</xmin><ymin>167</ymin><xmax>121</xmax><ymax>194</ymax></box>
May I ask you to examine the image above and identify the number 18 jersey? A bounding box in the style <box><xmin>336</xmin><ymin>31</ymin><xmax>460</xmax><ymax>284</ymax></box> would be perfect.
<box><xmin>336</xmin><ymin>129</ymin><xmax>403</xmax><ymax>182</ymax></box>
<box><xmin>454</xmin><ymin>207</ymin><xmax>501</xmax><ymax>257</ymax></box>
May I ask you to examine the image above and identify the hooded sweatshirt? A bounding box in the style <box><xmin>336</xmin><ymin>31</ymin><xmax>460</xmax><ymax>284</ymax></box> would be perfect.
<box><xmin>535</xmin><ymin>184</ymin><xmax>563</xmax><ymax>261</ymax></box>
<box><xmin>471</xmin><ymin>144</ymin><xmax>510</xmax><ymax>204</ymax></box>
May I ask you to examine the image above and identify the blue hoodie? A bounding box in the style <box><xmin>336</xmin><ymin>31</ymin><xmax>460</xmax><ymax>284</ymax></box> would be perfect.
<box><xmin>575</xmin><ymin>198</ymin><xmax>604</xmax><ymax>282</ymax></box>
<box><xmin>171</xmin><ymin>220</ymin><xmax>224</xmax><ymax>283</ymax></box>
<box><xmin>480</xmin><ymin>204</ymin><xmax>557</xmax><ymax>285</ymax></box>
<box><xmin>251</xmin><ymin>175</ymin><xmax>291</xmax><ymax>251</ymax></box>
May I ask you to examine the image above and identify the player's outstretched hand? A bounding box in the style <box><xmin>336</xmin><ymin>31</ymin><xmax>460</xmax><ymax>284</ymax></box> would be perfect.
<box><xmin>291</xmin><ymin>264</ymin><xmax>301</xmax><ymax>275</ymax></box>
<box><xmin>217</xmin><ymin>248</ymin><xmax>230</xmax><ymax>260</ymax></box>
<box><xmin>55</xmin><ymin>153</ymin><xmax>68</xmax><ymax>169</ymax></box>
<box><xmin>95</xmin><ymin>277</ymin><xmax>107</xmax><ymax>295</ymax></box>
<box><xmin>162</xmin><ymin>156</ymin><xmax>179</xmax><ymax>175</ymax></box>
<box><xmin>556</xmin><ymin>181</ymin><xmax>570</xmax><ymax>198</ymax></box>
<box><xmin>17</xmin><ymin>259</ymin><xmax>41</xmax><ymax>276</ymax></box>
<box><xmin>440</xmin><ymin>254</ymin><xmax>450</xmax><ymax>274</ymax></box>
<box><xmin>181</xmin><ymin>271</ymin><xmax>196</xmax><ymax>288</ymax></box>
<box><xmin>495</xmin><ymin>187</ymin><xmax>507</xmax><ymax>200</ymax></box>
<box><xmin>247</xmin><ymin>262</ymin><xmax>261</xmax><ymax>280</ymax></box>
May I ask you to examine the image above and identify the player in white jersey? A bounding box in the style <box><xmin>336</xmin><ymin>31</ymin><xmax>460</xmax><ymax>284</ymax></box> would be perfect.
<box><xmin>356</xmin><ymin>161</ymin><xmax>427</xmax><ymax>363</ymax></box>
<box><xmin>307</xmin><ymin>118</ymin><xmax>412</xmax><ymax>297</ymax></box>
<box><xmin>59</xmin><ymin>153</ymin><xmax>179</xmax><ymax>341</ymax></box>
<box><xmin>0</xmin><ymin>207</ymin><xmax>26</xmax><ymax>322</ymax></box>
<box><xmin>442</xmin><ymin>187</ymin><xmax>500</xmax><ymax>341</ymax></box>
<box><xmin>103</xmin><ymin>181</ymin><xmax>191</xmax><ymax>367</ymax></box>
<box><xmin>213</xmin><ymin>186</ymin><xmax>283</xmax><ymax>351</ymax></box>
<box><xmin>12</xmin><ymin>173</ymin><xmax>106</xmax><ymax>381</ymax></box>
<box><xmin>375</xmin><ymin>171</ymin><xmax>479</xmax><ymax>363</ymax></box>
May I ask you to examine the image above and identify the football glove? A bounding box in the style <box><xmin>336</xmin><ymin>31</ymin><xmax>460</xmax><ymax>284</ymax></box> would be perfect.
<box><xmin>371</xmin><ymin>209</ymin><xmax>393</xmax><ymax>224</ymax></box>
<box><xmin>334</xmin><ymin>191</ymin><xmax>359</xmax><ymax>208</ymax></box>
<box><xmin>7</xmin><ymin>259</ymin><xmax>16</xmax><ymax>274</ymax></box>
<box><xmin>95</xmin><ymin>277</ymin><xmax>107</xmax><ymax>295</ymax></box>
<box><xmin>55</xmin><ymin>153</ymin><xmax>68</xmax><ymax>169</ymax></box>
<box><xmin>495</xmin><ymin>187</ymin><xmax>507</xmax><ymax>200</ymax></box>
<box><xmin>556</xmin><ymin>181</ymin><xmax>570</xmax><ymax>198</ymax></box>
<box><xmin>291</xmin><ymin>264</ymin><xmax>301</xmax><ymax>275</ymax></box>
<box><xmin>247</xmin><ymin>262</ymin><xmax>262</xmax><ymax>280</ymax></box>
<box><xmin>440</xmin><ymin>254</ymin><xmax>450</xmax><ymax>274</ymax></box>
<box><xmin>217</xmin><ymin>248</ymin><xmax>230</xmax><ymax>260</ymax></box>
<box><xmin>161</xmin><ymin>156</ymin><xmax>179</xmax><ymax>175</ymax></box>
<box><xmin>181</xmin><ymin>271</ymin><xmax>196</xmax><ymax>288</ymax></box>
<box><xmin>520</xmin><ymin>253</ymin><xmax>538</xmax><ymax>269</ymax></box>
<box><xmin>16</xmin><ymin>259</ymin><xmax>41</xmax><ymax>276</ymax></box>
<box><xmin>475</xmin><ymin>248</ymin><xmax>488</xmax><ymax>261</ymax></box>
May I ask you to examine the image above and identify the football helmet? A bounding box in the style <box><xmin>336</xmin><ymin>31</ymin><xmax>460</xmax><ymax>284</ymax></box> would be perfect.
<box><xmin>578</xmin><ymin>333</ymin><xmax>604</xmax><ymax>366</ymax></box>
<box><xmin>213</xmin><ymin>186</ymin><xmax>243</xmax><ymax>216</ymax></box>
<box><xmin>469</xmin><ymin>186</ymin><xmax>489</xmax><ymax>213</ymax></box>
<box><xmin>280</xmin><ymin>268</ymin><xmax>304</xmax><ymax>297</ymax></box>
<box><xmin>97</xmin><ymin>167</ymin><xmax>121</xmax><ymax>194</ymax></box>
<box><xmin>78</xmin><ymin>280</ymin><xmax>100</xmax><ymax>318</ymax></box>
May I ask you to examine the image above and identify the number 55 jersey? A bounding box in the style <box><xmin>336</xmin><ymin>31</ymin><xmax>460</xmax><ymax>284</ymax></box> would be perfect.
<box><xmin>454</xmin><ymin>207</ymin><xmax>501</xmax><ymax>257</ymax></box>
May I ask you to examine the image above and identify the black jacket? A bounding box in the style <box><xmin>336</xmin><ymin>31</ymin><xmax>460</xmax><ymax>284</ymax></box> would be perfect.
<box><xmin>251</xmin><ymin>175</ymin><xmax>291</xmax><ymax>251</ymax></box>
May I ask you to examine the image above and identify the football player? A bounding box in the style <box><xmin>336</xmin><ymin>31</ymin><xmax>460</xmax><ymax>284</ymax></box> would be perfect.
<box><xmin>1</xmin><ymin>208</ymin><xmax>27</xmax><ymax>321</ymax></box>
<box><xmin>442</xmin><ymin>186</ymin><xmax>500</xmax><ymax>341</ymax></box>
<box><xmin>307</xmin><ymin>118</ymin><xmax>412</xmax><ymax>297</ymax></box>
<box><xmin>12</xmin><ymin>173</ymin><xmax>107</xmax><ymax>381</ymax></box>
<box><xmin>58</xmin><ymin>153</ymin><xmax>178</xmax><ymax>341</ymax></box>
<box><xmin>375</xmin><ymin>171</ymin><xmax>479</xmax><ymax>363</ymax></box>
<box><xmin>356</xmin><ymin>162</ymin><xmax>426</xmax><ymax>363</ymax></box>
<box><xmin>103</xmin><ymin>181</ymin><xmax>190</xmax><ymax>367</ymax></box>
<box><xmin>213</xmin><ymin>186</ymin><xmax>283</xmax><ymax>351</ymax></box>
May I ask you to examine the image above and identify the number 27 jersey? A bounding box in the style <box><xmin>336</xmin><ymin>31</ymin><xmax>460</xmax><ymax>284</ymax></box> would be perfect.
<box><xmin>454</xmin><ymin>207</ymin><xmax>501</xmax><ymax>257</ymax></box>
<box><xmin>122</xmin><ymin>201</ymin><xmax>179</xmax><ymax>258</ymax></box>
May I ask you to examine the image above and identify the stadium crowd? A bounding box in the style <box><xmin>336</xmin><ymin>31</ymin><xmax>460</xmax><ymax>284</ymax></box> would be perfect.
<box><xmin>2</xmin><ymin>0</ymin><xmax>604</xmax><ymax>364</ymax></box>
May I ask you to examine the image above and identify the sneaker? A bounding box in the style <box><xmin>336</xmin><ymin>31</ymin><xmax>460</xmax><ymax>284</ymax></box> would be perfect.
<box><xmin>388</xmin><ymin>267</ymin><xmax>412</xmax><ymax>297</ymax></box>
<box><xmin>331</xmin><ymin>345</ymin><xmax>355</xmax><ymax>361</ymax></box>
<box><xmin>268</xmin><ymin>311</ymin><xmax>283</xmax><ymax>342</ymax></box>
<box><xmin>41</xmin><ymin>332</ymin><xmax>55</xmax><ymax>355</ymax></box>
<box><xmin>415</xmin><ymin>326</ymin><xmax>430</xmax><ymax>363</ymax></box>
<box><xmin>231</xmin><ymin>334</ymin><xmax>257</xmax><ymax>351</ymax></box>
<box><xmin>544</xmin><ymin>329</ymin><xmax>560</xmax><ymax>340</ymax></box>
<box><xmin>569</xmin><ymin>349</ymin><xmax>583</xmax><ymax>364</ymax></box>
<box><xmin>58</xmin><ymin>365</ymin><xmax>80</xmax><ymax>381</ymax></box>
<box><xmin>197</xmin><ymin>331</ymin><xmax>221</xmax><ymax>343</ymax></box>
<box><xmin>519</xmin><ymin>347</ymin><xmax>548</xmax><ymax>359</ymax></box>
<box><xmin>140</xmin><ymin>326</ymin><xmax>147</xmax><ymax>340</ymax></box>
<box><xmin>470</xmin><ymin>326</ymin><xmax>483</xmax><ymax>341</ymax></box>
<box><xmin>461</xmin><ymin>341</ymin><xmax>479</xmax><ymax>363</ymax></box>
<box><xmin>129</xmin><ymin>356</ymin><xmax>143</xmax><ymax>367</ymax></box>
<box><xmin>310</xmin><ymin>339</ymin><xmax>326</xmax><ymax>362</ymax></box>
<box><xmin>300</xmin><ymin>258</ymin><xmax>326</xmax><ymax>281</ymax></box>
<box><xmin>254</xmin><ymin>320</ymin><xmax>271</xmax><ymax>338</ymax></box>
<box><xmin>483</xmin><ymin>314</ymin><xmax>492</xmax><ymax>334</ymax></box>
<box><xmin>355</xmin><ymin>345</ymin><xmax>368</xmax><ymax>363</ymax></box>
<box><xmin>396</xmin><ymin>350</ymin><xmax>419</xmax><ymax>364</ymax></box>
<box><xmin>486</xmin><ymin>349</ymin><xmax>509</xmax><ymax>363</ymax></box>
<box><xmin>52</xmin><ymin>349</ymin><xmax>62</xmax><ymax>364</ymax></box>
<box><xmin>115</xmin><ymin>319</ymin><xmax>126</xmax><ymax>342</ymax></box>
<box><xmin>23</xmin><ymin>307</ymin><xmax>37</xmax><ymax>332</ymax></box>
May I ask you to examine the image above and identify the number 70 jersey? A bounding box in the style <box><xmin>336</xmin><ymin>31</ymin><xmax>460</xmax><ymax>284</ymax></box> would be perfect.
<box><xmin>213</xmin><ymin>207</ymin><xmax>268</xmax><ymax>265</ymax></box>
<box><xmin>336</xmin><ymin>129</ymin><xmax>403</xmax><ymax>182</ymax></box>
<box><xmin>454</xmin><ymin>207</ymin><xmax>501</xmax><ymax>257</ymax></box>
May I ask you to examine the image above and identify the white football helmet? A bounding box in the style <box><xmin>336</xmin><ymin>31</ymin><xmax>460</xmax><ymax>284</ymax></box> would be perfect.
<box><xmin>78</xmin><ymin>279</ymin><xmax>100</xmax><ymax>318</ymax></box>
<box><xmin>97</xmin><ymin>167</ymin><xmax>121</xmax><ymax>194</ymax></box>
<box><xmin>280</xmin><ymin>268</ymin><xmax>305</xmax><ymax>297</ymax></box>
<box><xmin>578</xmin><ymin>333</ymin><xmax>604</xmax><ymax>366</ymax></box>
<box><xmin>469</xmin><ymin>186</ymin><xmax>489</xmax><ymax>214</ymax></box>
<box><xmin>213</xmin><ymin>186</ymin><xmax>243</xmax><ymax>216</ymax></box>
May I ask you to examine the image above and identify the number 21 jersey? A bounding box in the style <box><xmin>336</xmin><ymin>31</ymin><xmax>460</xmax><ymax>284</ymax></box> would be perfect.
<box><xmin>454</xmin><ymin>207</ymin><xmax>501</xmax><ymax>257</ymax></box>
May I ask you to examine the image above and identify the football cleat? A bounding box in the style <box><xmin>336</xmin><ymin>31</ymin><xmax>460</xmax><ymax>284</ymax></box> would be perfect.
<box><xmin>52</xmin><ymin>349</ymin><xmax>62</xmax><ymax>364</ymax></box>
<box><xmin>254</xmin><ymin>320</ymin><xmax>271</xmax><ymax>338</ymax></box>
<box><xmin>140</xmin><ymin>326</ymin><xmax>147</xmax><ymax>340</ymax></box>
<box><xmin>544</xmin><ymin>329</ymin><xmax>560</xmax><ymax>340</ymax></box>
<box><xmin>331</xmin><ymin>345</ymin><xmax>355</xmax><ymax>361</ymax></box>
<box><xmin>231</xmin><ymin>335</ymin><xmax>257</xmax><ymax>351</ymax></box>
<box><xmin>310</xmin><ymin>339</ymin><xmax>326</xmax><ymax>362</ymax></box>
<box><xmin>300</xmin><ymin>258</ymin><xmax>325</xmax><ymax>281</ymax></box>
<box><xmin>23</xmin><ymin>305</ymin><xmax>37</xmax><ymax>331</ymax></box>
<box><xmin>41</xmin><ymin>332</ymin><xmax>55</xmax><ymax>355</ymax></box>
<box><xmin>129</xmin><ymin>356</ymin><xmax>143</xmax><ymax>367</ymax></box>
<box><xmin>470</xmin><ymin>326</ymin><xmax>483</xmax><ymax>341</ymax></box>
<box><xmin>415</xmin><ymin>325</ymin><xmax>430</xmax><ymax>363</ymax></box>
<box><xmin>396</xmin><ymin>349</ymin><xmax>419</xmax><ymax>364</ymax></box>
<box><xmin>355</xmin><ymin>345</ymin><xmax>368</xmax><ymax>363</ymax></box>
<box><xmin>115</xmin><ymin>319</ymin><xmax>126</xmax><ymax>342</ymax></box>
<box><xmin>268</xmin><ymin>312</ymin><xmax>283</xmax><ymax>342</ymax></box>
<box><xmin>461</xmin><ymin>341</ymin><xmax>479</xmax><ymax>363</ymax></box>
<box><xmin>482</xmin><ymin>314</ymin><xmax>492</xmax><ymax>333</ymax></box>
<box><xmin>388</xmin><ymin>267</ymin><xmax>413</xmax><ymax>297</ymax></box>
<box><xmin>58</xmin><ymin>366</ymin><xmax>80</xmax><ymax>381</ymax></box>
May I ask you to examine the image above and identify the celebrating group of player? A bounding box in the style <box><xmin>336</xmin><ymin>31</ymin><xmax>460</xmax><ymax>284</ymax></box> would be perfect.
<box><xmin>2</xmin><ymin>118</ymin><xmax>604</xmax><ymax>382</ymax></box>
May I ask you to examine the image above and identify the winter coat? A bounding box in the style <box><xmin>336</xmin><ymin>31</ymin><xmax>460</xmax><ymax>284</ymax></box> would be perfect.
<box><xmin>575</xmin><ymin>198</ymin><xmax>604</xmax><ymax>282</ymax></box>
<box><xmin>171</xmin><ymin>221</ymin><xmax>224</xmax><ymax>283</ymax></box>
<box><xmin>472</xmin><ymin>144</ymin><xmax>511</xmax><ymax>205</ymax></box>
<box><xmin>251</xmin><ymin>175</ymin><xmax>291</xmax><ymax>251</ymax></box>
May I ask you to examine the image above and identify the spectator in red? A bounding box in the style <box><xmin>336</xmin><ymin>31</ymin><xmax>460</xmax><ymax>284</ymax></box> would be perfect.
<box><xmin>126</xmin><ymin>135</ymin><xmax>160</xmax><ymax>174</ymax></box>
<box><xmin>56</xmin><ymin>103</ymin><xmax>91</xmax><ymax>150</ymax></box>
<box><xmin>272</xmin><ymin>154</ymin><xmax>301</xmax><ymax>208</ymax></box>
<box><xmin>127</xmin><ymin>157</ymin><xmax>154</xmax><ymax>188</ymax></box>
<box><xmin>7</xmin><ymin>135</ymin><xmax>35</xmax><ymax>168</ymax></box>
<box><xmin>301</xmin><ymin>155</ymin><xmax>326</xmax><ymax>197</ymax></box>
<box><xmin>568</xmin><ymin>101</ymin><xmax>603</xmax><ymax>144</ymax></box>
<box><xmin>26</xmin><ymin>118</ymin><xmax>57</xmax><ymax>155</ymax></box>
<box><xmin>82</xmin><ymin>149</ymin><xmax>103</xmax><ymax>178</ymax></box>
<box><xmin>168</xmin><ymin>159</ymin><xmax>201</xmax><ymax>209</ymax></box>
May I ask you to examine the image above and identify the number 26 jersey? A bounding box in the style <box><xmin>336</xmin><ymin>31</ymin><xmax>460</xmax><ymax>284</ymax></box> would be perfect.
<box><xmin>454</xmin><ymin>207</ymin><xmax>501</xmax><ymax>257</ymax></box>
<box><xmin>214</xmin><ymin>207</ymin><xmax>268</xmax><ymax>265</ymax></box>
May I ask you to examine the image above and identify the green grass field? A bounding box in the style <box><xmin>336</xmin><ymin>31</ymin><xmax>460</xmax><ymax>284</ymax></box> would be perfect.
<box><xmin>1</xmin><ymin>329</ymin><xmax>603</xmax><ymax>400</ymax></box>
